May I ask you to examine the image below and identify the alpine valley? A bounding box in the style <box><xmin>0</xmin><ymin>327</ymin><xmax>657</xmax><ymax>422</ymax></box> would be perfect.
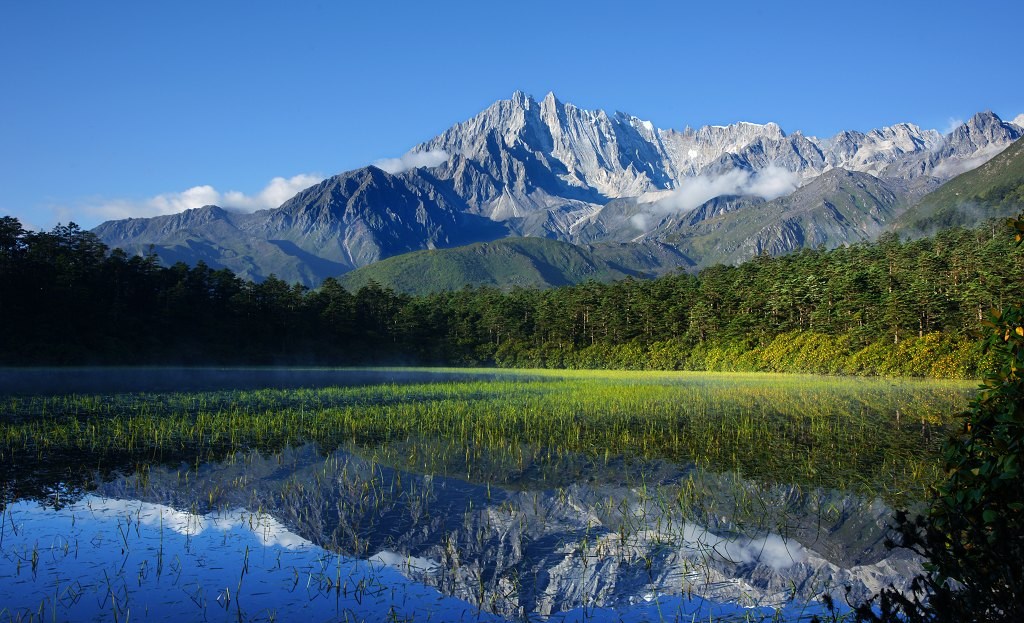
<box><xmin>92</xmin><ymin>92</ymin><xmax>1024</xmax><ymax>289</ymax></box>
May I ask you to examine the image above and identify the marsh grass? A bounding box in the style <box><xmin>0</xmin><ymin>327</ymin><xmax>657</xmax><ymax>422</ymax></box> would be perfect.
<box><xmin>0</xmin><ymin>365</ymin><xmax>968</xmax><ymax>623</ymax></box>
<box><xmin>0</xmin><ymin>369</ymin><xmax>973</xmax><ymax>504</ymax></box>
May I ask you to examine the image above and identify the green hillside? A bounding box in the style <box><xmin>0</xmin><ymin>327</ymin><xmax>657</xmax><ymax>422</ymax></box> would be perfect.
<box><xmin>651</xmin><ymin>169</ymin><xmax>936</xmax><ymax>266</ymax></box>
<box><xmin>897</xmin><ymin>137</ymin><xmax>1024</xmax><ymax>234</ymax></box>
<box><xmin>337</xmin><ymin>237</ymin><xmax>692</xmax><ymax>294</ymax></box>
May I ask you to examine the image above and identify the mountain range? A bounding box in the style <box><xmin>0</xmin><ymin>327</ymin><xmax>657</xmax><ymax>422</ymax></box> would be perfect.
<box><xmin>93</xmin><ymin>92</ymin><xmax>1024</xmax><ymax>288</ymax></box>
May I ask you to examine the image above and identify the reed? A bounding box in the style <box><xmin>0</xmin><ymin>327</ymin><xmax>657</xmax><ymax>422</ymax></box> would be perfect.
<box><xmin>0</xmin><ymin>370</ymin><xmax>972</xmax><ymax>506</ymax></box>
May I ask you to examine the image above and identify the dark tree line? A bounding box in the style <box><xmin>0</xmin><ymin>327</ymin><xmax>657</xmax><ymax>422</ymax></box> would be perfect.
<box><xmin>1</xmin><ymin>215</ymin><xmax>1022</xmax><ymax>375</ymax></box>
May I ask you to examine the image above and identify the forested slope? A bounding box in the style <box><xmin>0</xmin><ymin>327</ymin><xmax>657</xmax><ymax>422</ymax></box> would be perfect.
<box><xmin>2</xmin><ymin>215</ymin><xmax>1022</xmax><ymax>377</ymax></box>
<box><xmin>897</xmin><ymin>136</ymin><xmax>1024</xmax><ymax>234</ymax></box>
<box><xmin>337</xmin><ymin>237</ymin><xmax>692</xmax><ymax>294</ymax></box>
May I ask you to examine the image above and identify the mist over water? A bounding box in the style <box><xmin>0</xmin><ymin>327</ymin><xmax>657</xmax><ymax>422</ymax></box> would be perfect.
<box><xmin>0</xmin><ymin>367</ymin><xmax>519</xmax><ymax>396</ymax></box>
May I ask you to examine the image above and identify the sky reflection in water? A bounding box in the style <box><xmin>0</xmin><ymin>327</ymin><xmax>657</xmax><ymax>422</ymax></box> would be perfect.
<box><xmin>0</xmin><ymin>491</ymin><xmax>834</xmax><ymax>622</ymax></box>
<box><xmin>0</xmin><ymin>495</ymin><xmax>507</xmax><ymax>622</ymax></box>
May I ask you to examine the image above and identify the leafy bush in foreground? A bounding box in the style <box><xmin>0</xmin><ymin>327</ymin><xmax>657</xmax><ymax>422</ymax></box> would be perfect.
<box><xmin>853</xmin><ymin>216</ymin><xmax>1024</xmax><ymax>622</ymax></box>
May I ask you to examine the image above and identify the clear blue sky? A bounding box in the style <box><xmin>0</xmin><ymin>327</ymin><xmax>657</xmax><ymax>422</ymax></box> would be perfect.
<box><xmin>2</xmin><ymin>0</ymin><xmax>1020</xmax><ymax>229</ymax></box>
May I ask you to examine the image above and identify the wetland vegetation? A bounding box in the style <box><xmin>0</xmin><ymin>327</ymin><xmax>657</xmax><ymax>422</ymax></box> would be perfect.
<box><xmin>0</xmin><ymin>369</ymin><xmax>976</xmax><ymax>621</ymax></box>
<box><xmin>0</xmin><ymin>371</ymin><xmax>972</xmax><ymax>504</ymax></box>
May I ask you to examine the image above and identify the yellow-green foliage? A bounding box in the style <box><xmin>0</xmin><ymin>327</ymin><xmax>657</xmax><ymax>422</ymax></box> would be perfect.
<box><xmin>843</xmin><ymin>334</ymin><xmax>984</xmax><ymax>378</ymax></box>
<box><xmin>0</xmin><ymin>369</ymin><xmax>974</xmax><ymax>503</ymax></box>
<box><xmin>751</xmin><ymin>332</ymin><xmax>850</xmax><ymax>375</ymax></box>
<box><xmin>643</xmin><ymin>339</ymin><xmax>688</xmax><ymax>370</ymax></box>
<box><xmin>521</xmin><ymin>332</ymin><xmax>986</xmax><ymax>379</ymax></box>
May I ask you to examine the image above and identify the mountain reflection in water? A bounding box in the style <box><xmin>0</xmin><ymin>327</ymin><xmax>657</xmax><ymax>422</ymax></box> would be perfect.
<box><xmin>0</xmin><ymin>443</ymin><xmax>917</xmax><ymax>621</ymax></box>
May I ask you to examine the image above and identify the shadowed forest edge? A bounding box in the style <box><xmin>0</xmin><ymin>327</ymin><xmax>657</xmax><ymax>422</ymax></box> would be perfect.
<box><xmin>1</xmin><ymin>215</ymin><xmax>1022</xmax><ymax>377</ymax></box>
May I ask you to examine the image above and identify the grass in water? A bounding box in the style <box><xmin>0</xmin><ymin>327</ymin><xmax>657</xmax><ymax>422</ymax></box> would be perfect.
<box><xmin>0</xmin><ymin>369</ymin><xmax>973</xmax><ymax>504</ymax></box>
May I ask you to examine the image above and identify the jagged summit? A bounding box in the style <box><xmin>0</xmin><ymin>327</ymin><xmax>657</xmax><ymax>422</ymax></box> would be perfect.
<box><xmin>883</xmin><ymin>111</ymin><xmax>1021</xmax><ymax>180</ymax></box>
<box><xmin>92</xmin><ymin>92</ymin><xmax>1023</xmax><ymax>287</ymax></box>
<box><xmin>950</xmin><ymin>111</ymin><xmax>1019</xmax><ymax>152</ymax></box>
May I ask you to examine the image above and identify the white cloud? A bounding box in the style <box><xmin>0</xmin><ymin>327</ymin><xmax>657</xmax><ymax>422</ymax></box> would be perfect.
<box><xmin>373</xmin><ymin>149</ymin><xmax>449</xmax><ymax>174</ymax></box>
<box><xmin>11</xmin><ymin>212</ymin><xmax>50</xmax><ymax>233</ymax></box>
<box><xmin>221</xmin><ymin>174</ymin><xmax>324</xmax><ymax>212</ymax></box>
<box><xmin>8</xmin><ymin>203</ymin><xmax>83</xmax><ymax>232</ymax></box>
<box><xmin>930</xmin><ymin>142</ymin><xmax>1009</xmax><ymax>179</ymax></box>
<box><xmin>656</xmin><ymin>169</ymin><xmax>751</xmax><ymax>214</ymax></box>
<box><xmin>745</xmin><ymin>166</ymin><xmax>802</xmax><ymax>200</ymax></box>
<box><xmin>653</xmin><ymin>166</ymin><xmax>800</xmax><ymax>214</ymax></box>
<box><xmin>677</xmin><ymin>521</ymin><xmax>807</xmax><ymax>571</ymax></box>
<box><xmin>629</xmin><ymin>166</ymin><xmax>800</xmax><ymax>232</ymax></box>
<box><xmin>942</xmin><ymin>117</ymin><xmax>965</xmax><ymax>136</ymax></box>
<box><xmin>86</xmin><ymin>173</ymin><xmax>324</xmax><ymax>222</ymax></box>
<box><xmin>630</xmin><ymin>212</ymin><xmax>651</xmax><ymax>231</ymax></box>
<box><xmin>370</xmin><ymin>550</ymin><xmax>440</xmax><ymax>574</ymax></box>
<box><xmin>716</xmin><ymin>532</ymin><xmax>808</xmax><ymax>571</ymax></box>
<box><xmin>62</xmin><ymin>495</ymin><xmax>313</xmax><ymax>550</ymax></box>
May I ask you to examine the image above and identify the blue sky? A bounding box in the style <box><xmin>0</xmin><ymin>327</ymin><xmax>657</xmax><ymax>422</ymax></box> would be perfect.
<box><xmin>2</xmin><ymin>0</ymin><xmax>1020</xmax><ymax>230</ymax></box>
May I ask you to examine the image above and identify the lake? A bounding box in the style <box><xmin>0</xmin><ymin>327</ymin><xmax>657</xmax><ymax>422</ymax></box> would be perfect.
<box><xmin>0</xmin><ymin>368</ymin><xmax>975</xmax><ymax>621</ymax></box>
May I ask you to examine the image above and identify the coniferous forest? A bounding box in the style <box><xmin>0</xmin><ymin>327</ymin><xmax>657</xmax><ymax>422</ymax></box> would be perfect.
<box><xmin>2</xmin><ymin>214</ymin><xmax>1022</xmax><ymax>378</ymax></box>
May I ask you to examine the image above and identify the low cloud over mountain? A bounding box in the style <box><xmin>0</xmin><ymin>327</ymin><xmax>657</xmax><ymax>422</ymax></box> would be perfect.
<box><xmin>91</xmin><ymin>92</ymin><xmax>1023</xmax><ymax>287</ymax></box>
<box><xmin>85</xmin><ymin>173</ymin><xmax>325</xmax><ymax>221</ymax></box>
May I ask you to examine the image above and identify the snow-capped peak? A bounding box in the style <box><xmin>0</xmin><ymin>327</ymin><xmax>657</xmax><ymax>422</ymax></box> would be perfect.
<box><xmin>415</xmin><ymin>92</ymin><xmax>1019</xmax><ymax>205</ymax></box>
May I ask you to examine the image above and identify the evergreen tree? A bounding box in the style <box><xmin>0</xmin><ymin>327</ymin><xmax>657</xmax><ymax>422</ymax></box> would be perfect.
<box><xmin>853</xmin><ymin>215</ymin><xmax>1024</xmax><ymax>623</ymax></box>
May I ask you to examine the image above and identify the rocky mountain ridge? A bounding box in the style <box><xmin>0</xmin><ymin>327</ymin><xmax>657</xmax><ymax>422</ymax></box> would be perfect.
<box><xmin>92</xmin><ymin>93</ymin><xmax>1023</xmax><ymax>286</ymax></box>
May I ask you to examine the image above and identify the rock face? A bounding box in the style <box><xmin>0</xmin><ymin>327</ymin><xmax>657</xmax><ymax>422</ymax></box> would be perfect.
<box><xmin>93</xmin><ymin>167</ymin><xmax>512</xmax><ymax>283</ymax></box>
<box><xmin>883</xmin><ymin>111</ymin><xmax>1022</xmax><ymax>180</ymax></box>
<box><xmin>92</xmin><ymin>92</ymin><xmax>1022</xmax><ymax>287</ymax></box>
<box><xmin>416</xmin><ymin>91</ymin><xmax>954</xmax><ymax>206</ymax></box>
<box><xmin>644</xmin><ymin>169</ymin><xmax>941</xmax><ymax>265</ymax></box>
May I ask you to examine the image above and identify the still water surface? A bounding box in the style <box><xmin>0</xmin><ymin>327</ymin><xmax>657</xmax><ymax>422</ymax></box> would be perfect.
<box><xmin>0</xmin><ymin>368</ymin><xmax>973</xmax><ymax>621</ymax></box>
